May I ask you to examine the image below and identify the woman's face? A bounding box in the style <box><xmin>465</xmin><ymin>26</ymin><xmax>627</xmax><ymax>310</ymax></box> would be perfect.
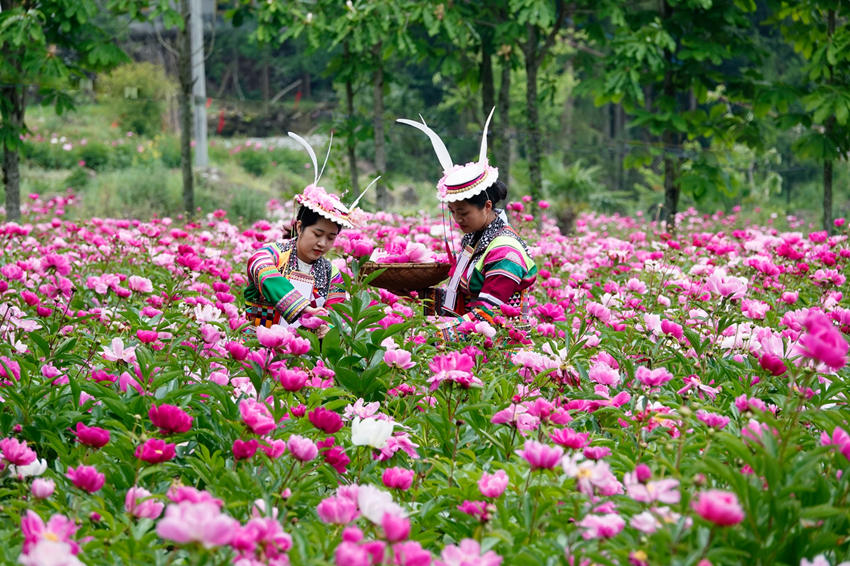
<box><xmin>296</xmin><ymin>218</ymin><xmax>339</xmax><ymax>262</ymax></box>
<box><xmin>447</xmin><ymin>199</ymin><xmax>493</xmax><ymax>233</ymax></box>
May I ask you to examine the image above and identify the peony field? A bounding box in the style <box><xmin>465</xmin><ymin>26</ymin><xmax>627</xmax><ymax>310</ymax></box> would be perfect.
<box><xmin>1</xmin><ymin>192</ymin><xmax>849</xmax><ymax>566</ymax></box>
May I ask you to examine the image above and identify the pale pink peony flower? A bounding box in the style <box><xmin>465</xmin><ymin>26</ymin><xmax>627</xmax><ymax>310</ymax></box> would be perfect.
<box><xmin>125</xmin><ymin>486</ymin><xmax>165</xmax><ymax>519</ymax></box>
<box><xmin>155</xmin><ymin>501</ymin><xmax>239</xmax><ymax>547</ymax></box>
<box><xmin>578</xmin><ymin>513</ymin><xmax>625</xmax><ymax>539</ymax></box>
<box><xmin>435</xmin><ymin>538</ymin><xmax>502</xmax><ymax>566</ymax></box>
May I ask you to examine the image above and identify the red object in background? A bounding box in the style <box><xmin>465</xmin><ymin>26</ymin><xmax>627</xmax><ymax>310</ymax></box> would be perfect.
<box><xmin>216</xmin><ymin>110</ymin><xmax>225</xmax><ymax>135</ymax></box>
<box><xmin>294</xmin><ymin>90</ymin><xmax>302</xmax><ymax>109</ymax></box>
<box><xmin>206</xmin><ymin>97</ymin><xmax>212</xmax><ymax>108</ymax></box>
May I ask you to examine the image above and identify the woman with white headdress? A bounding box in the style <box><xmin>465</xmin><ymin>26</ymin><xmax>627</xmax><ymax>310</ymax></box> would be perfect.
<box><xmin>244</xmin><ymin>132</ymin><xmax>372</xmax><ymax>338</ymax></box>
<box><xmin>397</xmin><ymin>109</ymin><xmax>537</xmax><ymax>341</ymax></box>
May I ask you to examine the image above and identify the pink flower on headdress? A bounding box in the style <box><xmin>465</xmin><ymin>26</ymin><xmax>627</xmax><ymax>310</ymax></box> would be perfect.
<box><xmin>298</xmin><ymin>184</ymin><xmax>343</xmax><ymax>213</ymax></box>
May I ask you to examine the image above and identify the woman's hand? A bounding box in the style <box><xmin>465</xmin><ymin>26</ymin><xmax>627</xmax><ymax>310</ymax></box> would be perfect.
<box><xmin>302</xmin><ymin>306</ymin><xmax>328</xmax><ymax>318</ymax></box>
<box><xmin>316</xmin><ymin>324</ymin><xmax>331</xmax><ymax>339</ymax></box>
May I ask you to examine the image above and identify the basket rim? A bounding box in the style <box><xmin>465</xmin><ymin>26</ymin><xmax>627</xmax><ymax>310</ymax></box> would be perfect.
<box><xmin>361</xmin><ymin>261</ymin><xmax>451</xmax><ymax>271</ymax></box>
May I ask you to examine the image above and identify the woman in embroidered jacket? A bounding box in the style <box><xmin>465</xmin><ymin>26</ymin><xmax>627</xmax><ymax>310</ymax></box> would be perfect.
<box><xmin>244</xmin><ymin>133</ymin><xmax>362</xmax><ymax>338</ymax></box>
<box><xmin>397</xmin><ymin>108</ymin><xmax>537</xmax><ymax>338</ymax></box>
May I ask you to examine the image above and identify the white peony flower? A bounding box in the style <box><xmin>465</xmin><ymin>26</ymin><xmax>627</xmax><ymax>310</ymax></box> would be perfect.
<box><xmin>351</xmin><ymin>417</ymin><xmax>394</xmax><ymax>450</ymax></box>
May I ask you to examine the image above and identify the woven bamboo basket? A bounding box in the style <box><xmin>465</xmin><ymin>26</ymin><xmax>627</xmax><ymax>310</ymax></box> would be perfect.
<box><xmin>361</xmin><ymin>262</ymin><xmax>451</xmax><ymax>294</ymax></box>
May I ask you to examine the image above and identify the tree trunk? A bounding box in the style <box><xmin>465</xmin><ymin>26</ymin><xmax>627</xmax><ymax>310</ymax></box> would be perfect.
<box><xmin>178</xmin><ymin>0</ymin><xmax>194</xmax><ymax>215</ymax></box>
<box><xmin>373</xmin><ymin>42</ymin><xmax>387</xmax><ymax>209</ymax></box>
<box><xmin>823</xmin><ymin>158</ymin><xmax>833</xmax><ymax>234</ymax></box>
<box><xmin>344</xmin><ymin>43</ymin><xmax>359</xmax><ymax>195</ymax></box>
<box><xmin>660</xmin><ymin>0</ymin><xmax>678</xmax><ymax>231</ymax></box>
<box><xmin>261</xmin><ymin>47</ymin><xmax>270</xmax><ymax>113</ymax></box>
<box><xmin>1</xmin><ymin>84</ymin><xmax>25</xmax><ymax>222</ymax></box>
<box><xmin>824</xmin><ymin>9</ymin><xmax>836</xmax><ymax>235</ymax></box>
<box><xmin>496</xmin><ymin>59</ymin><xmax>511</xmax><ymax>188</ymax></box>
<box><xmin>524</xmin><ymin>25</ymin><xmax>542</xmax><ymax>205</ymax></box>
<box><xmin>561</xmin><ymin>58</ymin><xmax>574</xmax><ymax>153</ymax></box>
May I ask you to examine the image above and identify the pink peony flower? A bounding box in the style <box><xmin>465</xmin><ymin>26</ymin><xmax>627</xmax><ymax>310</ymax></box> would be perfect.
<box><xmin>436</xmin><ymin>538</ymin><xmax>502</xmax><ymax>566</ymax></box>
<box><xmin>239</xmin><ymin>398</ymin><xmax>276</xmax><ymax>435</ymax></box>
<box><xmin>797</xmin><ymin>311</ymin><xmax>848</xmax><ymax>370</ymax></box>
<box><xmin>478</xmin><ymin>469</ymin><xmax>508</xmax><ymax>498</ymax></box>
<box><xmin>382</xmin><ymin>512</ymin><xmax>411</xmax><ymax>542</ymax></box>
<box><xmin>317</xmin><ymin>495</ymin><xmax>359</xmax><ymax>524</ymax></box>
<box><xmin>0</xmin><ymin>437</ymin><xmax>37</xmax><ymax>466</ymax></box>
<box><xmin>148</xmin><ymin>404</ymin><xmax>193</xmax><ymax>435</ymax></box>
<box><xmin>31</xmin><ymin>478</ymin><xmax>55</xmax><ymax>499</ymax></box>
<box><xmin>308</xmin><ymin>407</ymin><xmax>344</xmax><ymax>434</ymax></box>
<box><xmin>516</xmin><ymin>440</ymin><xmax>563</xmax><ymax>470</ymax></box>
<box><xmin>135</xmin><ymin>438</ymin><xmax>177</xmax><ymax>464</ymax></box>
<box><xmin>382</xmin><ymin>467</ymin><xmax>415</xmax><ymax>491</ymax></box>
<box><xmin>65</xmin><ymin>465</ymin><xmax>105</xmax><ymax>493</ymax></box>
<box><xmin>428</xmin><ymin>351</ymin><xmax>482</xmax><ymax>391</ymax></box>
<box><xmin>20</xmin><ymin>510</ymin><xmax>79</xmax><ymax>555</ymax></box>
<box><xmin>635</xmin><ymin>366</ymin><xmax>674</xmax><ymax>387</ymax></box>
<box><xmin>233</xmin><ymin>438</ymin><xmax>259</xmax><ymax>460</ymax></box>
<box><xmin>125</xmin><ymin>486</ymin><xmax>165</xmax><ymax>519</ymax></box>
<box><xmin>155</xmin><ymin>500</ymin><xmax>239</xmax><ymax>547</ymax></box>
<box><xmin>393</xmin><ymin>541</ymin><xmax>432</xmax><ymax>566</ymax></box>
<box><xmin>73</xmin><ymin>422</ymin><xmax>110</xmax><ymax>448</ymax></box>
<box><xmin>692</xmin><ymin>489</ymin><xmax>745</xmax><ymax>526</ymax></box>
<box><xmin>287</xmin><ymin>435</ymin><xmax>318</xmax><ymax>462</ymax></box>
<box><xmin>578</xmin><ymin>513</ymin><xmax>625</xmax><ymax>539</ymax></box>
<box><xmin>384</xmin><ymin>348</ymin><xmax>416</xmax><ymax>370</ymax></box>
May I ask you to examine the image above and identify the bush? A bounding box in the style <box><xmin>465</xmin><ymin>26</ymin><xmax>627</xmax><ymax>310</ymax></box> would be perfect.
<box><xmin>237</xmin><ymin>148</ymin><xmax>271</xmax><ymax>177</ymax></box>
<box><xmin>77</xmin><ymin>141</ymin><xmax>111</xmax><ymax>171</ymax></box>
<box><xmin>98</xmin><ymin>63</ymin><xmax>174</xmax><ymax>137</ymax></box>
<box><xmin>157</xmin><ymin>135</ymin><xmax>182</xmax><ymax>168</ymax></box>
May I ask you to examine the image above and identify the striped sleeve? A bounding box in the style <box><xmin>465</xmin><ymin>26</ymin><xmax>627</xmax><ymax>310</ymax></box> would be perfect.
<box><xmin>246</xmin><ymin>245</ymin><xmax>309</xmax><ymax>323</ymax></box>
<box><xmin>326</xmin><ymin>263</ymin><xmax>346</xmax><ymax>306</ymax></box>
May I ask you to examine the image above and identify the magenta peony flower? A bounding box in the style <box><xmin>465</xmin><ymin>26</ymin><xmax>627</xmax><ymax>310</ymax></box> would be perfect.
<box><xmin>226</xmin><ymin>340</ymin><xmax>250</xmax><ymax>361</ymax></box>
<box><xmin>308</xmin><ymin>407</ymin><xmax>344</xmax><ymax>434</ymax></box>
<box><xmin>0</xmin><ymin>437</ymin><xmax>37</xmax><ymax>466</ymax></box>
<box><xmin>797</xmin><ymin>311</ymin><xmax>848</xmax><ymax>370</ymax></box>
<box><xmin>148</xmin><ymin>404</ymin><xmax>193</xmax><ymax>435</ymax></box>
<box><xmin>382</xmin><ymin>467</ymin><xmax>415</xmax><ymax>491</ymax></box>
<box><xmin>692</xmin><ymin>489</ymin><xmax>745</xmax><ymax>526</ymax></box>
<box><xmin>233</xmin><ymin>438</ymin><xmax>259</xmax><ymax>460</ymax></box>
<box><xmin>66</xmin><ymin>465</ymin><xmax>105</xmax><ymax>493</ymax></box>
<box><xmin>393</xmin><ymin>540</ymin><xmax>432</xmax><ymax>566</ymax></box>
<box><xmin>549</xmin><ymin>428</ymin><xmax>590</xmax><ymax>449</ymax></box>
<box><xmin>478</xmin><ymin>469</ymin><xmax>508</xmax><ymax>498</ymax></box>
<box><xmin>381</xmin><ymin>512</ymin><xmax>410</xmax><ymax>542</ymax></box>
<box><xmin>516</xmin><ymin>440</ymin><xmax>563</xmax><ymax>470</ymax></box>
<box><xmin>73</xmin><ymin>422</ymin><xmax>110</xmax><ymax>448</ymax></box>
<box><xmin>135</xmin><ymin>438</ymin><xmax>177</xmax><ymax>464</ymax></box>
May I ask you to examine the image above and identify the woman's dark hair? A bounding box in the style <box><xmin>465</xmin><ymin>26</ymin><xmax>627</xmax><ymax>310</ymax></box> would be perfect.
<box><xmin>291</xmin><ymin>205</ymin><xmax>342</xmax><ymax>237</ymax></box>
<box><xmin>466</xmin><ymin>180</ymin><xmax>508</xmax><ymax>209</ymax></box>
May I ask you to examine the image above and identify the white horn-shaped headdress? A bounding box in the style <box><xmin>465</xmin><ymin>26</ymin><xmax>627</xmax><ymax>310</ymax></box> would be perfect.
<box><xmin>397</xmin><ymin>107</ymin><xmax>499</xmax><ymax>203</ymax></box>
<box><xmin>289</xmin><ymin>131</ymin><xmax>354</xmax><ymax>229</ymax></box>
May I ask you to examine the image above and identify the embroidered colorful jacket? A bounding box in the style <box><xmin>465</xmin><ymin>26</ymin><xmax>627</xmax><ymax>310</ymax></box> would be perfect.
<box><xmin>244</xmin><ymin>239</ymin><xmax>345</xmax><ymax>328</ymax></box>
<box><xmin>437</xmin><ymin>215</ymin><xmax>536</xmax><ymax>339</ymax></box>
